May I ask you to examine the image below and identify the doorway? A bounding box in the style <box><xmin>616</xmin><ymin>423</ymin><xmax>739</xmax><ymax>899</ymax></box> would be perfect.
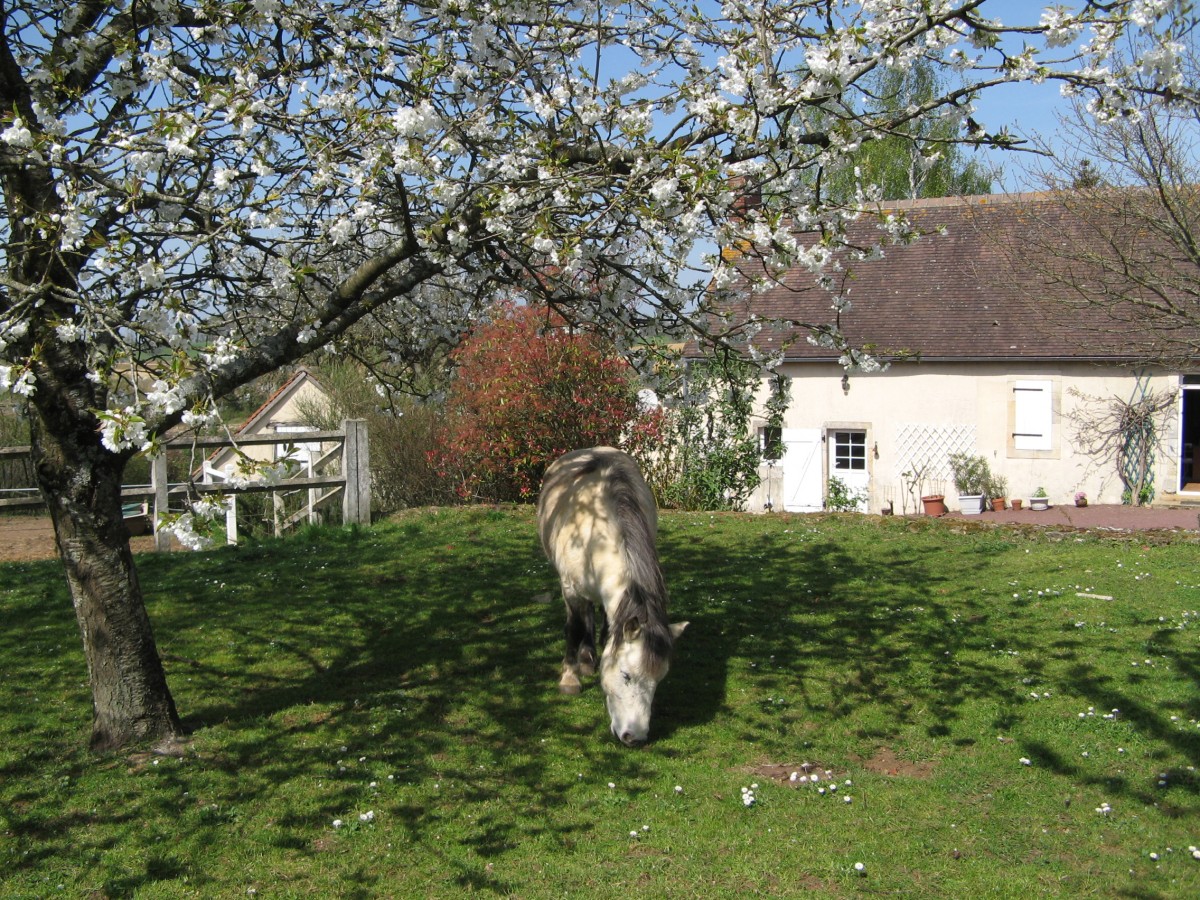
<box><xmin>828</xmin><ymin>428</ymin><xmax>870</xmax><ymax>512</ymax></box>
<box><xmin>778</xmin><ymin>428</ymin><xmax>823</xmax><ymax>512</ymax></box>
<box><xmin>1180</xmin><ymin>377</ymin><xmax>1200</xmax><ymax>492</ymax></box>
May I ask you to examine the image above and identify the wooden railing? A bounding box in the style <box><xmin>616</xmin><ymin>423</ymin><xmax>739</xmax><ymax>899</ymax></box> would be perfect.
<box><xmin>0</xmin><ymin>419</ymin><xmax>370</xmax><ymax>551</ymax></box>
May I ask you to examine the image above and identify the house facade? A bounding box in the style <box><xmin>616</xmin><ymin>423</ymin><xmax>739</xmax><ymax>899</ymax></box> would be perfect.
<box><xmin>720</xmin><ymin>192</ymin><xmax>1196</xmax><ymax>514</ymax></box>
<box><xmin>752</xmin><ymin>359</ymin><xmax>1183</xmax><ymax>515</ymax></box>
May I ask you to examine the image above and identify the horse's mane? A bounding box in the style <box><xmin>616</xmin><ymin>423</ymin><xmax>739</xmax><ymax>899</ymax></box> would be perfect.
<box><xmin>603</xmin><ymin>456</ymin><xmax>674</xmax><ymax>670</ymax></box>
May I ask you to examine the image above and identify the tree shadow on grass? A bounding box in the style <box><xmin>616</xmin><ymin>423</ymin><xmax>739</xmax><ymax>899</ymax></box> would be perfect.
<box><xmin>4</xmin><ymin>508</ymin><xmax>1199</xmax><ymax>896</ymax></box>
<box><xmin>656</xmin><ymin>512</ymin><xmax>1199</xmax><ymax>793</ymax></box>
<box><xmin>127</xmin><ymin>508</ymin><xmax>655</xmax><ymax>894</ymax></box>
<box><xmin>653</xmin><ymin>513</ymin><xmax>1006</xmax><ymax>747</ymax></box>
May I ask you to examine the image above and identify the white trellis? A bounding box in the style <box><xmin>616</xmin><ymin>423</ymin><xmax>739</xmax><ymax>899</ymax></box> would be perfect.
<box><xmin>895</xmin><ymin>424</ymin><xmax>978</xmax><ymax>489</ymax></box>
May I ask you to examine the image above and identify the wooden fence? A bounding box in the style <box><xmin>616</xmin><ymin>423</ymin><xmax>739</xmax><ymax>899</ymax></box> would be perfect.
<box><xmin>0</xmin><ymin>419</ymin><xmax>369</xmax><ymax>551</ymax></box>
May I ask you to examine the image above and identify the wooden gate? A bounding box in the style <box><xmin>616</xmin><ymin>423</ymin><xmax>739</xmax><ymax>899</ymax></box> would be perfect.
<box><xmin>0</xmin><ymin>419</ymin><xmax>370</xmax><ymax>551</ymax></box>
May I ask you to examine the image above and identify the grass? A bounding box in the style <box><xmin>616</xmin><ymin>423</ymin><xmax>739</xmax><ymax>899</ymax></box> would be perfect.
<box><xmin>2</xmin><ymin>506</ymin><xmax>1199</xmax><ymax>898</ymax></box>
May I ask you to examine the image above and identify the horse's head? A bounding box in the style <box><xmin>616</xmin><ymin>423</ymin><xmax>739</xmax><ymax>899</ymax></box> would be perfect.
<box><xmin>600</xmin><ymin>618</ymin><xmax>688</xmax><ymax>747</ymax></box>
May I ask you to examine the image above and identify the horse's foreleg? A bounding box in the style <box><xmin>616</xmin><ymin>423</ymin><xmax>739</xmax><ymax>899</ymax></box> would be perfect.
<box><xmin>576</xmin><ymin>601</ymin><xmax>597</xmax><ymax>677</ymax></box>
<box><xmin>560</xmin><ymin>598</ymin><xmax>596</xmax><ymax>694</ymax></box>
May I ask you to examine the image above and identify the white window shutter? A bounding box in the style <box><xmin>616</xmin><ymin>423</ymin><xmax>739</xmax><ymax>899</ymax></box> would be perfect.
<box><xmin>1013</xmin><ymin>380</ymin><xmax>1052</xmax><ymax>451</ymax></box>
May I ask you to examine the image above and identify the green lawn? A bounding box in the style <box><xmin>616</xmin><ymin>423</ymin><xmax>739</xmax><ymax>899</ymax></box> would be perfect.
<box><xmin>2</xmin><ymin>507</ymin><xmax>1199</xmax><ymax>897</ymax></box>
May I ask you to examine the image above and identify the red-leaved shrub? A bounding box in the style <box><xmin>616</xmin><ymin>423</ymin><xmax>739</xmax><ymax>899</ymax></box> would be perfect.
<box><xmin>432</xmin><ymin>301</ymin><xmax>642</xmax><ymax>501</ymax></box>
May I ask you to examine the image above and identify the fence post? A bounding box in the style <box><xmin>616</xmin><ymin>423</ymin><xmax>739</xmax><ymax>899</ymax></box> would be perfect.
<box><xmin>151</xmin><ymin>453</ymin><xmax>170</xmax><ymax>552</ymax></box>
<box><xmin>225</xmin><ymin>495</ymin><xmax>238</xmax><ymax>546</ymax></box>
<box><xmin>341</xmin><ymin>419</ymin><xmax>370</xmax><ymax>526</ymax></box>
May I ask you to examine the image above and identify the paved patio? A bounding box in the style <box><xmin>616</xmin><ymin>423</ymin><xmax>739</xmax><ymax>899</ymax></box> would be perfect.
<box><xmin>938</xmin><ymin>501</ymin><xmax>1200</xmax><ymax>532</ymax></box>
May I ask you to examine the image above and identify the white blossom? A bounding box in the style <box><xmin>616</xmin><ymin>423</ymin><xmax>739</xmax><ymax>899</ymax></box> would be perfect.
<box><xmin>98</xmin><ymin>410</ymin><xmax>150</xmax><ymax>453</ymax></box>
<box><xmin>55</xmin><ymin>320</ymin><xmax>85</xmax><ymax>342</ymax></box>
<box><xmin>1</xmin><ymin>119</ymin><xmax>33</xmax><ymax>148</ymax></box>
<box><xmin>182</xmin><ymin>407</ymin><xmax>219</xmax><ymax>429</ymax></box>
<box><xmin>137</xmin><ymin>260</ymin><xmax>165</xmax><ymax>289</ymax></box>
<box><xmin>1130</xmin><ymin>0</ymin><xmax>1173</xmax><ymax>28</ymax></box>
<box><xmin>392</xmin><ymin>102</ymin><xmax>440</xmax><ymax>138</ymax></box>
<box><xmin>649</xmin><ymin>177</ymin><xmax>680</xmax><ymax>205</ymax></box>
<box><xmin>328</xmin><ymin>217</ymin><xmax>353</xmax><ymax>245</ymax></box>
<box><xmin>1039</xmin><ymin>8</ymin><xmax>1082</xmax><ymax>49</ymax></box>
<box><xmin>145</xmin><ymin>379</ymin><xmax>186</xmax><ymax>417</ymax></box>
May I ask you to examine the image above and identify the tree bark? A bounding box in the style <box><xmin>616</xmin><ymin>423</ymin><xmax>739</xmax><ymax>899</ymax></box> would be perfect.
<box><xmin>28</xmin><ymin>394</ymin><xmax>183</xmax><ymax>752</ymax></box>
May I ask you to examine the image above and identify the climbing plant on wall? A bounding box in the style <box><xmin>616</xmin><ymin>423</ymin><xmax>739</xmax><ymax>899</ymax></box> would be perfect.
<box><xmin>1066</xmin><ymin>381</ymin><xmax>1177</xmax><ymax>505</ymax></box>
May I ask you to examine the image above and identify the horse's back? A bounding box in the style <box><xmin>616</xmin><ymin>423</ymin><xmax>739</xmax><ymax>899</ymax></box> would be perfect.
<box><xmin>537</xmin><ymin>447</ymin><xmax>656</xmax><ymax>603</ymax></box>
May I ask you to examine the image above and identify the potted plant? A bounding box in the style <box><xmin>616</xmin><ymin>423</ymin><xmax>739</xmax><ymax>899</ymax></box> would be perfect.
<box><xmin>921</xmin><ymin>494</ymin><xmax>947</xmax><ymax>516</ymax></box>
<box><xmin>1030</xmin><ymin>487</ymin><xmax>1050</xmax><ymax>511</ymax></box>
<box><xmin>948</xmin><ymin>452</ymin><xmax>990</xmax><ymax>515</ymax></box>
<box><xmin>986</xmin><ymin>473</ymin><xmax>1009</xmax><ymax>511</ymax></box>
<box><xmin>904</xmin><ymin>465</ymin><xmax>945</xmax><ymax>516</ymax></box>
<box><xmin>1075</xmin><ymin>491</ymin><xmax>1088</xmax><ymax>508</ymax></box>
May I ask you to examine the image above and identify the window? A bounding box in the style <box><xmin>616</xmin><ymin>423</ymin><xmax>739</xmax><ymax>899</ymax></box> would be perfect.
<box><xmin>759</xmin><ymin>425</ymin><xmax>783</xmax><ymax>460</ymax></box>
<box><xmin>831</xmin><ymin>430</ymin><xmax>866</xmax><ymax>470</ymax></box>
<box><xmin>1013</xmin><ymin>380</ymin><xmax>1053</xmax><ymax>451</ymax></box>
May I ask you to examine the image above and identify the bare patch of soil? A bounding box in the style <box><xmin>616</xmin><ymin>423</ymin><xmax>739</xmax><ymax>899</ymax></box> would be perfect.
<box><xmin>742</xmin><ymin>761</ymin><xmax>844</xmax><ymax>787</ymax></box>
<box><xmin>0</xmin><ymin>516</ymin><xmax>59</xmax><ymax>562</ymax></box>
<box><xmin>0</xmin><ymin>515</ymin><xmax>164</xmax><ymax>563</ymax></box>
<box><xmin>126</xmin><ymin>736</ymin><xmax>192</xmax><ymax>772</ymax></box>
<box><xmin>859</xmin><ymin>746</ymin><xmax>936</xmax><ymax>779</ymax></box>
<box><xmin>743</xmin><ymin>748</ymin><xmax>934</xmax><ymax>786</ymax></box>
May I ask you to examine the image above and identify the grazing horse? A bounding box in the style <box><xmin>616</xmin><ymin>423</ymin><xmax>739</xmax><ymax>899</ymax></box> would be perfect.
<box><xmin>537</xmin><ymin>447</ymin><xmax>687</xmax><ymax>747</ymax></box>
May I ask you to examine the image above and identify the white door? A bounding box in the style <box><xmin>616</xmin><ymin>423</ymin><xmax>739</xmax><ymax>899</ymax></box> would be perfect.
<box><xmin>828</xmin><ymin>429</ymin><xmax>870</xmax><ymax>512</ymax></box>
<box><xmin>780</xmin><ymin>428</ymin><xmax>823</xmax><ymax>512</ymax></box>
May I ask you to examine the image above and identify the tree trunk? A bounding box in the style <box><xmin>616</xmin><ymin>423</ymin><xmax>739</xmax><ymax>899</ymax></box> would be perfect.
<box><xmin>29</xmin><ymin>403</ymin><xmax>183</xmax><ymax>752</ymax></box>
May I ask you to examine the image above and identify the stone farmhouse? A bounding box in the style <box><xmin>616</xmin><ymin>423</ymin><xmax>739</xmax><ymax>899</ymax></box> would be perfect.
<box><xmin>710</xmin><ymin>191</ymin><xmax>1199</xmax><ymax>515</ymax></box>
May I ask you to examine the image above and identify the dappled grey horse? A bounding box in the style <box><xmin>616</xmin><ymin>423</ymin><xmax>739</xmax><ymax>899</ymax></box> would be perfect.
<box><xmin>537</xmin><ymin>447</ymin><xmax>687</xmax><ymax>746</ymax></box>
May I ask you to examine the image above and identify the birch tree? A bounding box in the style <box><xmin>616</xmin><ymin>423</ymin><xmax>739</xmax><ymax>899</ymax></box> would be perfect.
<box><xmin>0</xmin><ymin>0</ymin><xmax>1192</xmax><ymax>750</ymax></box>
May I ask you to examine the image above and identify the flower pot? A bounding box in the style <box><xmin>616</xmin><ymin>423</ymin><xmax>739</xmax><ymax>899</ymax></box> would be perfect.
<box><xmin>1075</xmin><ymin>498</ymin><xmax>1088</xmax><ymax>507</ymax></box>
<box><xmin>958</xmin><ymin>494</ymin><xmax>985</xmax><ymax>515</ymax></box>
<box><xmin>921</xmin><ymin>495</ymin><xmax>947</xmax><ymax>517</ymax></box>
<box><xmin>1030</xmin><ymin>496</ymin><xmax>1049</xmax><ymax>511</ymax></box>
<box><xmin>991</xmin><ymin>498</ymin><xmax>1006</xmax><ymax>512</ymax></box>
<box><xmin>1011</xmin><ymin>498</ymin><xmax>1023</xmax><ymax>510</ymax></box>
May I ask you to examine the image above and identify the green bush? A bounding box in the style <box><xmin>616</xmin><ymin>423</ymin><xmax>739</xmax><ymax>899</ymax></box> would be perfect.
<box><xmin>646</xmin><ymin>356</ymin><xmax>788</xmax><ymax>512</ymax></box>
<box><xmin>825</xmin><ymin>475</ymin><xmax>866</xmax><ymax>511</ymax></box>
<box><xmin>947</xmin><ymin>451</ymin><xmax>991</xmax><ymax>496</ymax></box>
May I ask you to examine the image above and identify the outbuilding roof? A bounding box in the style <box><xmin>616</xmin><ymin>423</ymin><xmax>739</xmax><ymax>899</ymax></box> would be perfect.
<box><xmin>710</xmin><ymin>191</ymin><xmax>1197</xmax><ymax>364</ymax></box>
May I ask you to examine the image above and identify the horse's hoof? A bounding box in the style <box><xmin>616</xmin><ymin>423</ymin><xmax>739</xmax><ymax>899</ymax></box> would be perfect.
<box><xmin>558</xmin><ymin>681</ymin><xmax>582</xmax><ymax>695</ymax></box>
<box><xmin>578</xmin><ymin>649</ymin><xmax>596</xmax><ymax>677</ymax></box>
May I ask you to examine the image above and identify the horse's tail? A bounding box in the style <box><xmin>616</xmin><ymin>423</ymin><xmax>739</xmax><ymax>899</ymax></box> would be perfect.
<box><xmin>607</xmin><ymin>456</ymin><xmax>674</xmax><ymax>668</ymax></box>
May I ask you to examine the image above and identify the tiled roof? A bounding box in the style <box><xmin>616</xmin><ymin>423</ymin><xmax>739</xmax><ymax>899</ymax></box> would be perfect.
<box><xmin>710</xmin><ymin>191</ymin><xmax>1196</xmax><ymax>363</ymax></box>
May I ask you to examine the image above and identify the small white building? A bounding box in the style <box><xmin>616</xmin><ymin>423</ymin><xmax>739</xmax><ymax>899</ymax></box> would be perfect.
<box><xmin>206</xmin><ymin>367</ymin><xmax>333</xmax><ymax>476</ymax></box>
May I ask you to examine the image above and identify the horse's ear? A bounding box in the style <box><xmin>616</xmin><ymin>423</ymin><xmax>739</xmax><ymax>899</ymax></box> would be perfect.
<box><xmin>670</xmin><ymin>621</ymin><xmax>689</xmax><ymax>640</ymax></box>
<box><xmin>622</xmin><ymin>617</ymin><xmax>642</xmax><ymax>641</ymax></box>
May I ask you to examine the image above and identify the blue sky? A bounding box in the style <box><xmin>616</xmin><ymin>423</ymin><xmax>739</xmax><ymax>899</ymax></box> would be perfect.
<box><xmin>966</xmin><ymin>0</ymin><xmax>1083</xmax><ymax>189</ymax></box>
<box><xmin>970</xmin><ymin>77</ymin><xmax>1070</xmax><ymax>190</ymax></box>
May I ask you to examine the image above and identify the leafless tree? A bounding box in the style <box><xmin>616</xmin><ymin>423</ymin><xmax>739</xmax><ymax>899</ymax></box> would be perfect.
<box><xmin>1011</xmin><ymin>39</ymin><xmax>1200</xmax><ymax>364</ymax></box>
